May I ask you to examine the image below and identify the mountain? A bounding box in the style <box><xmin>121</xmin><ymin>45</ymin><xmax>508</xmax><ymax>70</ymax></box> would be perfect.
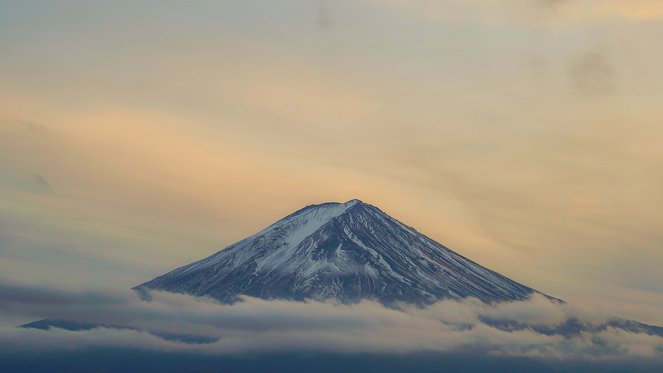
<box><xmin>137</xmin><ymin>199</ymin><xmax>548</xmax><ymax>305</ymax></box>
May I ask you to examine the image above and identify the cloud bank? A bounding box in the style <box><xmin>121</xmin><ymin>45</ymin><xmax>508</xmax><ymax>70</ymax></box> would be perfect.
<box><xmin>0</xmin><ymin>281</ymin><xmax>661</xmax><ymax>363</ymax></box>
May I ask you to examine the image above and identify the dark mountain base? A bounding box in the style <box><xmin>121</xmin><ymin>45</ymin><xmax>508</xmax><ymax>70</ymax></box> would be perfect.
<box><xmin>1</xmin><ymin>349</ymin><xmax>662</xmax><ymax>373</ymax></box>
<box><xmin>21</xmin><ymin>319</ymin><xmax>219</xmax><ymax>344</ymax></box>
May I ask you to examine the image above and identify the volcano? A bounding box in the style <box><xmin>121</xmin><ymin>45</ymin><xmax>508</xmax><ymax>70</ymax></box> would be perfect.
<box><xmin>138</xmin><ymin>200</ymin><xmax>550</xmax><ymax>305</ymax></box>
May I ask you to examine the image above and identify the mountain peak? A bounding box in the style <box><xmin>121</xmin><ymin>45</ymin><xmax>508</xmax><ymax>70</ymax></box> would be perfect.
<box><xmin>300</xmin><ymin>199</ymin><xmax>365</xmax><ymax>210</ymax></box>
<box><xmin>138</xmin><ymin>200</ymin><xmax>546</xmax><ymax>305</ymax></box>
<box><xmin>343</xmin><ymin>198</ymin><xmax>363</xmax><ymax>206</ymax></box>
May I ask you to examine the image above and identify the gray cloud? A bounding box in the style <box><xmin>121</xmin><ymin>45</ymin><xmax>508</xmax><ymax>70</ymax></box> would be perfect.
<box><xmin>568</xmin><ymin>51</ymin><xmax>615</xmax><ymax>96</ymax></box>
<box><xmin>24</xmin><ymin>174</ymin><xmax>53</xmax><ymax>194</ymax></box>
<box><xmin>315</xmin><ymin>1</ymin><xmax>334</xmax><ymax>29</ymax></box>
<box><xmin>534</xmin><ymin>0</ymin><xmax>567</xmax><ymax>9</ymax></box>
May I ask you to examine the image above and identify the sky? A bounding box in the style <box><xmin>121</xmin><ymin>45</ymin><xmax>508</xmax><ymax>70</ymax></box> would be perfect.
<box><xmin>1</xmin><ymin>0</ymin><xmax>663</xmax><ymax>330</ymax></box>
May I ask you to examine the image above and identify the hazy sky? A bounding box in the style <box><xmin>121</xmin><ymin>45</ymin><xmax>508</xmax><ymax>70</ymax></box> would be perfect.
<box><xmin>1</xmin><ymin>0</ymin><xmax>663</xmax><ymax>324</ymax></box>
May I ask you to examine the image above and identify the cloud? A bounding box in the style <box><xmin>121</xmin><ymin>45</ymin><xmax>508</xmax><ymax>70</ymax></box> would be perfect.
<box><xmin>0</xmin><ymin>282</ymin><xmax>662</xmax><ymax>362</ymax></box>
<box><xmin>568</xmin><ymin>51</ymin><xmax>614</xmax><ymax>96</ymax></box>
<box><xmin>374</xmin><ymin>0</ymin><xmax>663</xmax><ymax>24</ymax></box>
<box><xmin>24</xmin><ymin>174</ymin><xmax>53</xmax><ymax>194</ymax></box>
<box><xmin>315</xmin><ymin>1</ymin><xmax>334</xmax><ymax>29</ymax></box>
<box><xmin>574</xmin><ymin>1</ymin><xmax>663</xmax><ymax>21</ymax></box>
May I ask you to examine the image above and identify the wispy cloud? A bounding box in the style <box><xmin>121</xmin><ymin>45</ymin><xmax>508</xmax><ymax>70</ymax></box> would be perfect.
<box><xmin>375</xmin><ymin>0</ymin><xmax>663</xmax><ymax>24</ymax></box>
<box><xmin>568</xmin><ymin>51</ymin><xmax>614</xmax><ymax>95</ymax></box>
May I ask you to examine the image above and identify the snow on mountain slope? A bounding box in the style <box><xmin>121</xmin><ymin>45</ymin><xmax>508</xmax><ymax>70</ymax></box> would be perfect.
<box><xmin>137</xmin><ymin>200</ymin><xmax>547</xmax><ymax>305</ymax></box>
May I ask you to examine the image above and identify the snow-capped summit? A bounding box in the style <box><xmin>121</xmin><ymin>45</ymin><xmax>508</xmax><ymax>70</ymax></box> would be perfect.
<box><xmin>137</xmin><ymin>200</ymin><xmax>546</xmax><ymax>305</ymax></box>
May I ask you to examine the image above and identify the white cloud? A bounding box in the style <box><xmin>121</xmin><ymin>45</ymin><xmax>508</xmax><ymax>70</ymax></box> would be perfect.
<box><xmin>1</xmin><ymin>283</ymin><xmax>661</xmax><ymax>361</ymax></box>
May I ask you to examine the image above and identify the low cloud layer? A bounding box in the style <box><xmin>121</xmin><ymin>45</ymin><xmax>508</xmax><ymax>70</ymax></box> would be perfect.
<box><xmin>1</xmin><ymin>281</ymin><xmax>661</xmax><ymax>362</ymax></box>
